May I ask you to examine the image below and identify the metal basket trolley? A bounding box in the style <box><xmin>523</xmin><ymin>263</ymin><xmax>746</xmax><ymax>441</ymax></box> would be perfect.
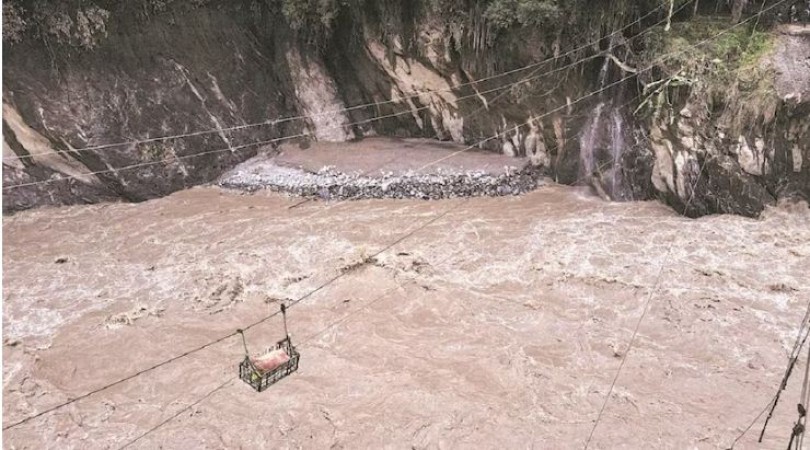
<box><xmin>237</xmin><ymin>304</ymin><xmax>300</xmax><ymax>392</ymax></box>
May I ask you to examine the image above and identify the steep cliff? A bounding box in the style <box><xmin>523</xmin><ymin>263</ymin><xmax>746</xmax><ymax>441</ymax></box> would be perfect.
<box><xmin>2</xmin><ymin>0</ymin><xmax>808</xmax><ymax>215</ymax></box>
<box><xmin>639</xmin><ymin>19</ymin><xmax>810</xmax><ymax>216</ymax></box>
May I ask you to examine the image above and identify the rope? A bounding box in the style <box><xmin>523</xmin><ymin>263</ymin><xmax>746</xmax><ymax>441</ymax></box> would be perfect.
<box><xmin>582</xmin><ymin>2</ymin><xmax>790</xmax><ymax>447</ymax></box>
<box><xmin>2</xmin><ymin>54</ymin><xmax>652</xmax><ymax>299</ymax></box>
<box><xmin>759</xmin><ymin>318</ymin><xmax>810</xmax><ymax>441</ymax></box>
<box><xmin>3</xmin><ymin>3</ymin><xmax>682</xmax><ymax>191</ymax></box>
<box><xmin>3</xmin><ymin>2</ymin><xmax>750</xmax><ymax>432</ymax></box>
<box><xmin>582</xmin><ymin>159</ymin><xmax>708</xmax><ymax>449</ymax></box>
<box><xmin>429</xmin><ymin>0</ymin><xmax>696</xmax><ymax>140</ymax></box>
<box><xmin>726</xmin><ymin>300</ymin><xmax>810</xmax><ymax>449</ymax></box>
<box><xmin>2</xmin><ymin>199</ymin><xmax>462</xmax><ymax>432</ymax></box>
<box><xmin>114</xmin><ymin>287</ymin><xmax>392</xmax><ymax>449</ymax></box>
<box><xmin>0</xmin><ymin>330</ymin><xmax>236</xmax><ymax>431</ymax></box>
<box><xmin>117</xmin><ymin>377</ymin><xmax>234</xmax><ymax>449</ymax></box>
<box><xmin>727</xmin><ymin>397</ymin><xmax>779</xmax><ymax>450</ymax></box>
<box><xmin>0</xmin><ymin>82</ymin><xmax>507</xmax><ymax>190</ymax></box>
<box><xmin>0</xmin><ymin>52</ymin><xmax>607</xmax><ymax>191</ymax></box>
<box><xmin>783</xmin><ymin>340</ymin><xmax>810</xmax><ymax>450</ymax></box>
<box><xmin>795</xmin><ymin>342</ymin><xmax>810</xmax><ymax>449</ymax></box>
<box><xmin>116</xmin><ymin>216</ymin><xmax>463</xmax><ymax>449</ymax></box>
<box><xmin>4</xmin><ymin>3</ymin><xmax>672</xmax><ymax>162</ymax></box>
<box><xmin>244</xmin><ymin>200</ymin><xmax>465</xmax><ymax>332</ymax></box>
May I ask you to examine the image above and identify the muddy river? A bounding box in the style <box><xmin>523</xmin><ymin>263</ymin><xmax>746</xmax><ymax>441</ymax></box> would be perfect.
<box><xmin>3</xmin><ymin>185</ymin><xmax>809</xmax><ymax>449</ymax></box>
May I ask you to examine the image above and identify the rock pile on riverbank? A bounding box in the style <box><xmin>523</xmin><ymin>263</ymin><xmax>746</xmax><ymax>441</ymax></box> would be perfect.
<box><xmin>218</xmin><ymin>139</ymin><xmax>544</xmax><ymax>200</ymax></box>
<box><xmin>218</xmin><ymin>159</ymin><xmax>542</xmax><ymax>200</ymax></box>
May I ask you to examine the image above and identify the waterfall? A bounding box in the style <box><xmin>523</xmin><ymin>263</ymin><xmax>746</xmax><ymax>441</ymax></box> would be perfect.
<box><xmin>576</xmin><ymin>53</ymin><xmax>632</xmax><ymax>201</ymax></box>
<box><xmin>578</xmin><ymin>102</ymin><xmax>605</xmax><ymax>180</ymax></box>
<box><xmin>609</xmin><ymin>109</ymin><xmax>629</xmax><ymax>201</ymax></box>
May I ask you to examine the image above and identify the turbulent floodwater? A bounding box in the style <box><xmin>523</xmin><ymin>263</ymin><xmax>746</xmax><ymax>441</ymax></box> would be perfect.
<box><xmin>3</xmin><ymin>185</ymin><xmax>810</xmax><ymax>449</ymax></box>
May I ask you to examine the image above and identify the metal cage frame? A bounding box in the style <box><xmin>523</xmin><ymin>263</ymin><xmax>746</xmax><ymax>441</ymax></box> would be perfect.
<box><xmin>237</xmin><ymin>304</ymin><xmax>300</xmax><ymax>392</ymax></box>
<box><xmin>238</xmin><ymin>337</ymin><xmax>300</xmax><ymax>392</ymax></box>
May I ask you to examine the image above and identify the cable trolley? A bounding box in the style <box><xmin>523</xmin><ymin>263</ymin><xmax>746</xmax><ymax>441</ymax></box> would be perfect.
<box><xmin>237</xmin><ymin>303</ymin><xmax>300</xmax><ymax>392</ymax></box>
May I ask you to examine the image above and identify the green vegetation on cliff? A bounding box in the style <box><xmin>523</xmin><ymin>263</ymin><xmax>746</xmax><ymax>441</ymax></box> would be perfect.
<box><xmin>643</xmin><ymin>18</ymin><xmax>774</xmax><ymax>85</ymax></box>
<box><xmin>639</xmin><ymin>17</ymin><xmax>779</xmax><ymax>133</ymax></box>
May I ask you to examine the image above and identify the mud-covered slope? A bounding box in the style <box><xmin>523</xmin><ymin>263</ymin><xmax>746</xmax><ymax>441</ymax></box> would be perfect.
<box><xmin>2</xmin><ymin>0</ymin><xmax>809</xmax><ymax>215</ymax></box>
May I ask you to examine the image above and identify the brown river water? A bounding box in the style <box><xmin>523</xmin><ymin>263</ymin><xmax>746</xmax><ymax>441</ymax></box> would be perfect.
<box><xmin>3</xmin><ymin>184</ymin><xmax>809</xmax><ymax>449</ymax></box>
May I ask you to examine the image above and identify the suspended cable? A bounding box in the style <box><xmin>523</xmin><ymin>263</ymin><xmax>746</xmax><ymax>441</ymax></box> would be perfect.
<box><xmin>2</xmin><ymin>198</ymin><xmax>463</xmax><ymax>432</ymax></box>
<box><xmin>117</xmin><ymin>377</ymin><xmax>234</xmax><ymax>450</ymax></box>
<box><xmin>759</xmin><ymin>317</ymin><xmax>810</xmax><ymax>441</ymax></box>
<box><xmin>0</xmin><ymin>59</ymin><xmax>596</xmax><ymax>191</ymax></box>
<box><xmin>0</xmin><ymin>72</ymin><xmax>658</xmax><ymax>298</ymax></box>
<box><xmin>111</xmin><ymin>111</ymin><xmax>706</xmax><ymax>445</ymax></box>
<box><xmin>3</xmin><ymin>2</ymin><xmax>674</xmax><ymax>162</ymax></box>
<box><xmin>118</xmin><ymin>247</ymin><xmax>456</xmax><ymax>448</ymax></box>
<box><xmin>2</xmin><ymin>3</ymin><xmax>685</xmax><ymax>191</ymax></box>
<box><xmin>726</xmin><ymin>301</ymin><xmax>810</xmax><ymax>449</ymax></box>
<box><xmin>5</xmin><ymin>2</ymin><xmax>754</xmax><ymax>432</ymax></box>
<box><xmin>792</xmin><ymin>342</ymin><xmax>810</xmax><ymax>449</ymax></box>
<box><xmin>582</xmin><ymin>3</ymin><xmax>790</xmax><ymax>447</ymax></box>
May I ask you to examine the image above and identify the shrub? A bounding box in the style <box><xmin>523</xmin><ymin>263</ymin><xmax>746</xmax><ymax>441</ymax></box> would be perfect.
<box><xmin>3</xmin><ymin>2</ymin><xmax>28</xmax><ymax>43</ymax></box>
<box><xmin>483</xmin><ymin>0</ymin><xmax>561</xmax><ymax>30</ymax></box>
<box><xmin>281</xmin><ymin>0</ymin><xmax>342</xmax><ymax>31</ymax></box>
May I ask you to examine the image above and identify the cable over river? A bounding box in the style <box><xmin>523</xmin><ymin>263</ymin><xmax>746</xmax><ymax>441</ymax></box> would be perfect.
<box><xmin>3</xmin><ymin>182</ymin><xmax>809</xmax><ymax>448</ymax></box>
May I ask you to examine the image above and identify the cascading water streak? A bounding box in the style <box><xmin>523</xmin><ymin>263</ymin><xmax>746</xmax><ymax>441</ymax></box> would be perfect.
<box><xmin>577</xmin><ymin>52</ymin><xmax>632</xmax><ymax>201</ymax></box>
<box><xmin>578</xmin><ymin>102</ymin><xmax>605</xmax><ymax>180</ymax></box>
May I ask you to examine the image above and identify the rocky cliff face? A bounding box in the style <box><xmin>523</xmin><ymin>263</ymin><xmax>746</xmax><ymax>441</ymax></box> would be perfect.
<box><xmin>3</xmin><ymin>1</ymin><xmax>308</xmax><ymax>209</ymax></box>
<box><xmin>2</xmin><ymin>0</ymin><xmax>808</xmax><ymax>216</ymax></box>
<box><xmin>641</xmin><ymin>22</ymin><xmax>810</xmax><ymax>216</ymax></box>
